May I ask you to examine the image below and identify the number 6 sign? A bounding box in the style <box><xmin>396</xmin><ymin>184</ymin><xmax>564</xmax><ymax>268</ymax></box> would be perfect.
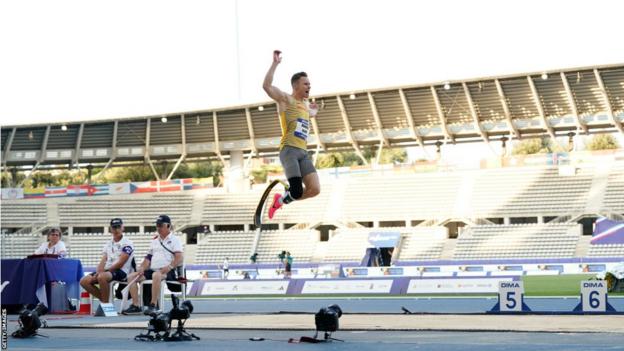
<box><xmin>574</xmin><ymin>280</ymin><xmax>616</xmax><ymax>313</ymax></box>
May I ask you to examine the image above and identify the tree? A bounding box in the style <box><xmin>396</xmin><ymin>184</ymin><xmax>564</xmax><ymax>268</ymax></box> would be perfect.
<box><xmin>316</xmin><ymin>152</ymin><xmax>345</xmax><ymax>169</ymax></box>
<box><xmin>586</xmin><ymin>134</ymin><xmax>619</xmax><ymax>151</ymax></box>
<box><xmin>30</xmin><ymin>172</ymin><xmax>56</xmax><ymax>188</ymax></box>
<box><xmin>361</xmin><ymin>146</ymin><xmax>407</xmax><ymax>164</ymax></box>
<box><xmin>100</xmin><ymin>161</ymin><xmax>224</xmax><ymax>185</ymax></box>
<box><xmin>188</xmin><ymin>162</ymin><xmax>223</xmax><ymax>179</ymax></box>
<box><xmin>250</xmin><ymin>164</ymin><xmax>283</xmax><ymax>184</ymax></box>
<box><xmin>1</xmin><ymin>172</ymin><xmax>13</xmax><ymax>188</ymax></box>
<box><xmin>379</xmin><ymin>148</ymin><xmax>407</xmax><ymax>164</ymax></box>
<box><xmin>105</xmin><ymin>165</ymin><xmax>155</xmax><ymax>183</ymax></box>
<box><xmin>512</xmin><ymin>138</ymin><xmax>553</xmax><ymax>155</ymax></box>
<box><xmin>315</xmin><ymin>147</ymin><xmax>407</xmax><ymax>168</ymax></box>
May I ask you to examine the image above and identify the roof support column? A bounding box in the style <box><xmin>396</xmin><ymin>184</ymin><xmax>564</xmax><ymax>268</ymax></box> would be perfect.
<box><xmin>309</xmin><ymin>114</ymin><xmax>325</xmax><ymax>151</ymax></box>
<box><xmin>244</xmin><ymin>108</ymin><xmax>257</xmax><ymax>154</ymax></box>
<box><xmin>398</xmin><ymin>89</ymin><xmax>426</xmax><ymax>153</ymax></box>
<box><xmin>145</xmin><ymin>118</ymin><xmax>160</xmax><ymax>181</ymax></box>
<box><xmin>73</xmin><ymin>123</ymin><xmax>84</xmax><ymax>168</ymax></box>
<box><xmin>19</xmin><ymin>126</ymin><xmax>50</xmax><ymax>186</ymax></box>
<box><xmin>2</xmin><ymin>127</ymin><xmax>16</xmax><ymax>171</ymax></box>
<box><xmin>213</xmin><ymin>111</ymin><xmax>226</xmax><ymax>165</ymax></box>
<box><xmin>243</xmin><ymin>108</ymin><xmax>258</xmax><ymax>175</ymax></box>
<box><xmin>430</xmin><ymin>86</ymin><xmax>453</xmax><ymax>141</ymax></box>
<box><xmin>166</xmin><ymin>115</ymin><xmax>187</xmax><ymax>180</ymax></box>
<box><xmin>336</xmin><ymin>95</ymin><xmax>368</xmax><ymax>165</ymax></box>
<box><xmin>367</xmin><ymin>92</ymin><xmax>389</xmax><ymax>147</ymax></box>
<box><xmin>89</xmin><ymin>121</ymin><xmax>118</xmax><ymax>184</ymax></box>
<box><xmin>560</xmin><ymin>72</ymin><xmax>587</xmax><ymax>134</ymax></box>
<box><xmin>494</xmin><ymin>79</ymin><xmax>520</xmax><ymax>139</ymax></box>
<box><xmin>368</xmin><ymin>92</ymin><xmax>390</xmax><ymax>165</ymax></box>
<box><xmin>594</xmin><ymin>68</ymin><xmax>624</xmax><ymax>135</ymax></box>
<box><xmin>462</xmin><ymin>82</ymin><xmax>489</xmax><ymax>144</ymax></box>
<box><xmin>527</xmin><ymin>76</ymin><xmax>558</xmax><ymax>143</ymax></box>
<box><xmin>112</xmin><ymin>120</ymin><xmax>119</xmax><ymax>159</ymax></box>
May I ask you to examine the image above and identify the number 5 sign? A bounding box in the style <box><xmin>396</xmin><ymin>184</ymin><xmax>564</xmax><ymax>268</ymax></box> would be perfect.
<box><xmin>490</xmin><ymin>280</ymin><xmax>530</xmax><ymax>312</ymax></box>
<box><xmin>574</xmin><ymin>280</ymin><xmax>616</xmax><ymax>313</ymax></box>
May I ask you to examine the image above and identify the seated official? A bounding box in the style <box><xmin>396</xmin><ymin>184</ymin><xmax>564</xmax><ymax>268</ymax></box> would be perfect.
<box><xmin>122</xmin><ymin>214</ymin><xmax>183</xmax><ymax>315</ymax></box>
<box><xmin>79</xmin><ymin>218</ymin><xmax>134</xmax><ymax>304</ymax></box>
<box><xmin>34</xmin><ymin>227</ymin><xmax>67</xmax><ymax>257</ymax></box>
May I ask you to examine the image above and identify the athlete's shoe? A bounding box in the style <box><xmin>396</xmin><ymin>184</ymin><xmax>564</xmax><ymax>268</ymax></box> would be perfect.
<box><xmin>121</xmin><ymin>304</ymin><xmax>142</xmax><ymax>315</ymax></box>
<box><xmin>268</xmin><ymin>193</ymin><xmax>283</xmax><ymax>219</ymax></box>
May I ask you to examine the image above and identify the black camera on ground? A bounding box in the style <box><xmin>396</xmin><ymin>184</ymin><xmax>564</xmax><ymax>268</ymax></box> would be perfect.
<box><xmin>148</xmin><ymin>312</ymin><xmax>170</xmax><ymax>333</ymax></box>
<box><xmin>296</xmin><ymin>304</ymin><xmax>344</xmax><ymax>343</ymax></box>
<box><xmin>168</xmin><ymin>294</ymin><xmax>194</xmax><ymax>321</ymax></box>
<box><xmin>136</xmin><ymin>295</ymin><xmax>199</xmax><ymax>342</ymax></box>
<box><xmin>315</xmin><ymin>304</ymin><xmax>342</xmax><ymax>334</ymax></box>
<box><xmin>12</xmin><ymin>303</ymin><xmax>48</xmax><ymax>338</ymax></box>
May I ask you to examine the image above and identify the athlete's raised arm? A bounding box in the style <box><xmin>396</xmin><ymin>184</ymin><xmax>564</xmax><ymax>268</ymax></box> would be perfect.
<box><xmin>263</xmin><ymin>50</ymin><xmax>289</xmax><ymax>105</ymax></box>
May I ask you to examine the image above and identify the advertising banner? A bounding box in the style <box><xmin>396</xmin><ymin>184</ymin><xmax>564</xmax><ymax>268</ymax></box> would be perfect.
<box><xmin>368</xmin><ymin>232</ymin><xmax>401</xmax><ymax>247</ymax></box>
<box><xmin>301</xmin><ymin>279</ymin><xmax>393</xmax><ymax>294</ymax></box>
<box><xmin>1</xmin><ymin>188</ymin><xmax>24</xmax><ymax>200</ymax></box>
<box><xmin>200</xmin><ymin>280</ymin><xmax>289</xmax><ymax>296</ymax></box>
<box><xmin>407</xmin><ymin>277</ymin><xmax>514</xmax><ymax>294</ymax></box>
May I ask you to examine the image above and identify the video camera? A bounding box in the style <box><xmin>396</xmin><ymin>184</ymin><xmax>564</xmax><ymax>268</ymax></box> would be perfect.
<box><xmin>136</xmin><ymin>295</ymin><xmax>199</xmax><ymax>342</ymax></box>
<box><xmin>12</xmin><ymin>303</ymin><xmax>48</xmax><ymax>338</ymax></box>
<box><xmin>168</xmin><ymin>294</ymin><xmax>194</xmax><ymax>321</ymax></box>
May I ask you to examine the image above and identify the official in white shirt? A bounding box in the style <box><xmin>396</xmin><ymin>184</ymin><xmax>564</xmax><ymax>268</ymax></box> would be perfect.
<box><xmin>34</xmin><ymin>227</ymin><xmax>67</xmax><ymax>257</ymax></box>
<box><xmin>79</xmin><ymin>218</ymin><xmax>134</xmax><ymax>303</ymax></box>
<box><xmin>122</xmin><ymin>215</ymin><xmax>183</xmax><ymax>315</ymax></box>
<box><xmin>222</xmin><ymin>257</ymin><xmax>230</xmax><ymax>279</ymax></box>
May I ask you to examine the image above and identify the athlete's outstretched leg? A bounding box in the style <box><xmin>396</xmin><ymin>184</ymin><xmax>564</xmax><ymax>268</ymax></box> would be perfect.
<box><xmin>300</xmin><ymin>171</ymin><xmax>320</xmax><ymax>200</ymax></box>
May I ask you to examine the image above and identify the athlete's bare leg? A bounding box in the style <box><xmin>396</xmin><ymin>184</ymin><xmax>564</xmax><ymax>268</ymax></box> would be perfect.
<box><xmin>300</xmin><ymin>172</ymin><xmax>320</xmax><ymax>200</ymax></box>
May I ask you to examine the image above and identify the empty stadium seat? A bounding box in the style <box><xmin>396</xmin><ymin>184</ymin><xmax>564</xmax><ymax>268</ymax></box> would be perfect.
<box><xmin>453</xmin><ymin>223</ymin><xmax>581</xmax><ymax>259</ymax></box>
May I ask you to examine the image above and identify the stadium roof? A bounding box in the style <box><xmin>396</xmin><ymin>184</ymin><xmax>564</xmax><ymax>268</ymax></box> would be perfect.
<box><xmin>1</xmin><ymin>63</ymin><xmax>623</xmax><ymax>171</ymax></box>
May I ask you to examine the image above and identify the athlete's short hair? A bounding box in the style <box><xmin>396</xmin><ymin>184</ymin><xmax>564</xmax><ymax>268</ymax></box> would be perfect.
<box><xmin>291</xmin><ymin>72</ymin><xmax>308</xmax><ymax>87</ymax></box>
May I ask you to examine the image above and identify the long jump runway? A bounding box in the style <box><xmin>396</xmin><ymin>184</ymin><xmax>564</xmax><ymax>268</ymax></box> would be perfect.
<box><xmin>158</xmin><ymin>296</ymin><xmax>624</xmax><ymax>314</ymax></box>
<box><xmin>5</xmin><ymin>297</ymin><xmax>624</xmax><ymax>350</ymax></box>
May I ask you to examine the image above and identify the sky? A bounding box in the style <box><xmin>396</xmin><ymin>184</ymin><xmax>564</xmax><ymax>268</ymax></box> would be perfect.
<box><xmin>1</xmin><ymin>0</ymin><xmax>623</xmax><ymax>127</ymax></box>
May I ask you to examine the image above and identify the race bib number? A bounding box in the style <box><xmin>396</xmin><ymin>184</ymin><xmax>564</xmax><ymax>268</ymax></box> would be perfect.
<box><xmin>294</xmin><ymin>117</ymin><xmax>309</xmax><ymax>140</ymax></box>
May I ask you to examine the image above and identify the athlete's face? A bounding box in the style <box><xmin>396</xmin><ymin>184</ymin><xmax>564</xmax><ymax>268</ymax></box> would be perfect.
<box><xmin>293</xmin><ymin>76</ymin><xmax>310</xmax><ymax>99</ymax></box>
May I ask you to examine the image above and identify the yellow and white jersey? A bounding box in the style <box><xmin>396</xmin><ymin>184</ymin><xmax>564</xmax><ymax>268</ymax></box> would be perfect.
<box><xmin>279</xmin><ymin>97</ymin><xmax>310</xmax><ymax>150</ymax></box>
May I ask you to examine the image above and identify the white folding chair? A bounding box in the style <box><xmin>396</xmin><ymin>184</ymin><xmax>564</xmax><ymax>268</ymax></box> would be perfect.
<box><xmin>139</xmin><ymin>264</ymin><xmax>188</xmax><ymax>310</ymax></box>
<box><xmin>108</xmin><ymin>280</ymin><xmax>131</xmax><ymax>312</ymax></box>
<box><xmin>108</xmin><ymin>260</ymin><xmax>137</xmax><ymax>313</ymax></box>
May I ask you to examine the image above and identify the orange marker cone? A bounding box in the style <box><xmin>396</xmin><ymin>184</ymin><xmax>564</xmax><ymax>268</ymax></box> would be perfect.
<box><xmin>77</xmin><ymin>290</ymin><xmax>91</xmax><ymax>315</ymax></box>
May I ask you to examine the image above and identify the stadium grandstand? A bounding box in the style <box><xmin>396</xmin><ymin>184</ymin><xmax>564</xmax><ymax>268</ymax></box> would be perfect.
<box><xmin>2</xmin><ymin>63</ymin><xmax>623</xmax><ymax>271</ymax></box>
